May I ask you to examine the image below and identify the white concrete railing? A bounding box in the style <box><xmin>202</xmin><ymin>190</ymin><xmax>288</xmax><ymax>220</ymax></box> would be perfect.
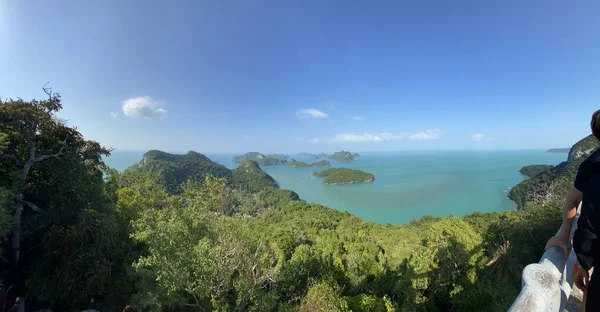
<box><xmin>508</xmin><ymin>205</ymin><xmax>581</xmax><ymax>312</ymax></box>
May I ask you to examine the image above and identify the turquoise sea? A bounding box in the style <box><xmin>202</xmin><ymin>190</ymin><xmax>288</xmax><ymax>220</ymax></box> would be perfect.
<box><xmin>104</xmin><ymin>150</ymin><xmax>566</xmax><ymax>224</ymax></box>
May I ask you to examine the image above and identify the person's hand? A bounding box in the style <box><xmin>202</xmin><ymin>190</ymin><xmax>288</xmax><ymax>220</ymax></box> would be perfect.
<box><xmin>574</xmin><ymin>263</ymin><xmax>590</xmax><ymax>290</ymax></box>
<box><xmin>545</xmin><ymin>234</ymin><xmax>571</xmax><ymax>257</ymax></box>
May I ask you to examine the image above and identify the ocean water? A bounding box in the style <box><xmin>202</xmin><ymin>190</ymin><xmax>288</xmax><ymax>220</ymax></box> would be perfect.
<box><xmin>104</xmin><ymin>150</ymin><xmax>566</xmax><ymax>224</ymax></box>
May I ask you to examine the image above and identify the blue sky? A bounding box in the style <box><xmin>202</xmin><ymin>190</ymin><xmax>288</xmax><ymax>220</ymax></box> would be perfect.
<box><xmin>1</xmin><ymin>1</ymin><xmax>599</xmax><ymax>153</ymax></box>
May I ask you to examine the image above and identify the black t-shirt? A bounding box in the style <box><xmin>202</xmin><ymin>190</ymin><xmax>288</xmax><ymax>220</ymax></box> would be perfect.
<box><xmin>573</xmin><ymin>148</ymin><xmax>600</xmax><ymax>270</ymax></box>
<box><xmin>575</xmin><ymin>148</ymin><xmax>600</xmax><ymax>192</ymax></box>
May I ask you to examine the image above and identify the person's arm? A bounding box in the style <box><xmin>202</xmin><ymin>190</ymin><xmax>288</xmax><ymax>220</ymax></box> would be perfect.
<box><xmin>545</xmin><ymin>187</ymin><xmax>582</xmax><ymax>253</ymax></box>
<box><xmin>559</xmin><ymin>187</ymin><xmax>583</xmax><ymax>238</ymax></box>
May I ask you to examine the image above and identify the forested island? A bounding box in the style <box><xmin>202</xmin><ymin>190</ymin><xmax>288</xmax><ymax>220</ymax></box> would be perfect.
<box><xmin>297</xmin><ymin>152</ymin><xmax>329</xmax><ymax>159</ymax></box>
<box><xmin>314</xmin><ymin>167</ymin><xmax>375</xmax><ymax>185</ymax></box>
<box><xmin>329</xmin><ymin>151</ymin><xmax>360</xmax><ymax>161</ymax></box>
<box><xmin>518</xmin><ymin>164</ymin><xmax>554</xmax><ymax>178</ymax></box>
<box><xmin>232</xmin><ymin>152</ymin><xmax>289</xmax><ymax>165</ymax></box>
<box><xmin>2</xmin><ymin>92</ymin><xmax>598</xmax><ymax>312</ymax></box>
<box><xmin>287</xmin><ymin>159</ymin><xmax>331</xmax><ymax>168</ymax></box>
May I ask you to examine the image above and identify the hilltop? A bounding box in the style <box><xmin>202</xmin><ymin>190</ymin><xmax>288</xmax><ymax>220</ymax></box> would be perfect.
<box><xmin>509</xmin><ymin>135</ymin><xmax>599</xmax><ymax>207</ymax></box>
<box><xmin>233</xmin><ymin>152</ymin><xmax>289</xmax><ymax>165</ymax></box>
<box><xmin>329</xmin><ymin>151</ymin><xmax>360</xmax><ymax>161</ymax></box>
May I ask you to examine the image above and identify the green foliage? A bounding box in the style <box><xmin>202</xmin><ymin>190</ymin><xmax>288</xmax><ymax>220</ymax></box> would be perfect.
<box><xmin>0</xmin><ymin>93</ymin><xmax>122</xmax><ymax>310</ymax></box>
<box><xmin>300</xmin><ymin>282</ymin><xmax>349</xmax><ymax>312</ymax></box>
<box><xmin>288</xmin><ymin>159</ymin><xmax>331</xmax><ymax>168</ymax></box>
<box><xmin>257</xmin><ymin>188</ymin><xmax>300</xmax><ymax>209</ymax></box>
<box><xmin>397</xmin><ymin>218</ymin><xmax>485</xmax><ymax>311</ymax></box>
<box><xmin>232</xmin><ymin>160</ymin><xmax>279</xmax><ymax>193</ymax></box>
<box><xmin>233</xmin><ymin>152</ymin><xmax>289</xmax><ymax>165</ymax></box>
<box><xmin>519</xmin><ymin>164</ymin><xmax>554</xmax><ymax>177</ymax></box>
<box><xmin>345</xmin><ymin>294</ymin><xmax>393</xmax><ymax>312</ymax></box>
<box><xmin>329</xmin><ymin>151</ymin><xmax>358</xmax><ymax>161</ymax></box>
<box><xmin>314</xmin><ymin>167</ymin><xmax>375</xmax><ymax>185</ymax></box>
<box><xmin>0</xmin><ymin>188</ymin><xmax>12</xmax><ymax>247</ymax></box>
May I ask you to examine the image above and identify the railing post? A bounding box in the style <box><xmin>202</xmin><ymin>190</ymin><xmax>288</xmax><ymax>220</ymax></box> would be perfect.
<box><xmin>508</xmin><ymin>204</ymin><xmax>581</xmax><ymax>312</ymax></box>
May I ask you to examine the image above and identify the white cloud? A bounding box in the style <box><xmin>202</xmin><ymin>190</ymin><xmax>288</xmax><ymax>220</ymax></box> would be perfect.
<box><xmin>296</xmin><ymin>108</ymin><xmax>328</xmax><ymax>119</ymax></box>
<box><xmin>472</xmin><ymin>133</ymin><xmax>486</xmax><ymax>141</ymax></box>
<box><xmin>409</xmin><ymin>129</ymin><xmax>442</xmax><ymax>140</ymax></box>
<box><xmin>109</xmin><ymin>112</ymin><xmax>118</xmax><ymax>119</ymax></box>
<box><xmin>351</xmin><ymin>116</ymin><xmax>364</xmax><ymax>122</ymax></box>
<box><xmin>122</xmin><ymin>96</ymin><xmax>167</xmax><ymax>120</ymax></box>
<box><xmin>243</xmin><ymin>135</ymin><xmax>249</xmax><ymax>138</ymax></box>
<box><xmin>309</xmin><ymin>130</ymin><xmax>442</xmax><ymax>144</ymax></box>
<box><xmin>330</xmin><ymin>133</ymin><xmax>384</xmax><ymax>143</ymax></box>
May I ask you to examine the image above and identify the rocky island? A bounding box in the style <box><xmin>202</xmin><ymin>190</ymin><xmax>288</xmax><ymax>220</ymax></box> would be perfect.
<box><xmin>232</xmin><ymin>152</ymin><xmax>289</xmax><ymax>165</ymax></box>
<box><xmin>328</xmin><ymin>151</ymin><xmax>360</xmax><ymax>161</ymax></box>
<box><xmin>287</xmin><ymin>159</ymin><xmax>331</xmax><ymax>168</ymax></box>
<box><xmin>313</xmin><ymin>167</ymin><xmax>374</xmax><ymax>185</ymax></box>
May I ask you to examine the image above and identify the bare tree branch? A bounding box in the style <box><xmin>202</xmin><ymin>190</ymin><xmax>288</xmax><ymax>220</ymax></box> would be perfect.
<box><xmin>20</xmin><ymin>199</ymin><xmax>46</xmax><ymax>215</ymax></box>
<box><xmin>43</xmin><ymin>81</ymin><xmax>52</xmax><ymax>98</ymax></box>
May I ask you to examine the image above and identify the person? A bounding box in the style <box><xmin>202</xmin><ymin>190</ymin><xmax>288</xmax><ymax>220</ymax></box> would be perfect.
<box><xmin>545</xmin><ymin>109</ymin><xmax>600</xmax><ymax>310</ymax></box>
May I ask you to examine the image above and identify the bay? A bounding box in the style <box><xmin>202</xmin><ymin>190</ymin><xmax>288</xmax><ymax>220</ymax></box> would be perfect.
<box><xmin>104</xmin><ymin>150</ymin><xmax>566</xmax><ymax>224</ymax></box>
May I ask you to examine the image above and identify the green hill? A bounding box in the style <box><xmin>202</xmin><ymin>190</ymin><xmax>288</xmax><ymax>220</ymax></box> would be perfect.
<box><xmin>509</xmin><ymin>135</ymin><xmax>599</xmax><ymax>207</ymax></box>
<box><xmin>314</xmin><ymin>167</ymin><xmax>374</xmax><ymax>185</ymax></box>
<box><xmin>127</xmin><ymin>150</ymin><xmax>232</xmax><ymax>194</ymax></box>
<box><xmin>127</xmin><ymin>150</ymin><xmax>289</xmax><ymax>196</ymax></box>
<box><xmin>287</xmin><ymin>159</ymin><xmax>331</xmax><ymax>168</ymax></box>
<box><xmin>233</xmin><ymin>152</ymin><xmax>288</xmax><ymax>165</ymax></box>
<box><xmin>329</xmin><ymin>151</ymin><xmax>359</xmax><ymax>161</ymax></box>
<box><xmin>232</xmin><ymin>160</ymin><xmax>279</xmax><ymax>193</ymax></box>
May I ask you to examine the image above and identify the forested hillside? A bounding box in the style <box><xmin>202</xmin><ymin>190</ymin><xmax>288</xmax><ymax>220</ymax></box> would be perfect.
<box><xmin>509</xmin><ymin>135</ymin><xmax>599</xmax><ymax>207</ymax></box>
<box><xmin>0</xmin><ymin>94</ymin><xmax>579</xmax><ymax>311</ymax></box>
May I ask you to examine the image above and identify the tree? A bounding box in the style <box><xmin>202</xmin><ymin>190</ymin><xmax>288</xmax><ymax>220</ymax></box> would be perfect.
<box><xmin>0</xmin><ymin>86</ymin><xmax>119</xmax><ymax>309</ymax></box>
<box><xmin>300</xmin><ymin>282</ymin><xmax>349</xmax><ymax>312</ymax></box>
<box><xmin>396</xmin><ymin>218</ymin><xmax>486</xmax><ymax>311</ymax></box>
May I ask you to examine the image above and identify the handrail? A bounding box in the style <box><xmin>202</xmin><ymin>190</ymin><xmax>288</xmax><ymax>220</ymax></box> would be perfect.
<box><xmin>507</xmin><ymin>204</ymin><xmax>581</xmax><ymax>312</ymax></box>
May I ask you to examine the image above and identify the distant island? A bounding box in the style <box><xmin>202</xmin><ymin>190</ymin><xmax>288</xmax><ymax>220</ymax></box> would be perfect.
<box><xmin>546</xmin><ymin>148</ymin><xmax>570</xmax><ymax>153</ymax></box>
<box><xmin>329</xmin><ymin>151</ymin><xmax>360</xmax><ymax>161</ymax></box>
<box><xmin>233</xmin><ymin>152</ymin><xmax>289</xmax><ymax>166</ymax></box>
<box><xmin>313</xmin><ymin>167</ymin><xmax>374</xmax><ymax>185</ymax></box>
<box><xmin>297</xmin><ymin>152</ymin><xmax>329</xmax><ymax>159</ymax></box>
<box><xmin>518</xmin><ymin>164</ymin><xmax>554</xmax><ymax>178</ymax></box>
<box><xmin>287</xmin><ymin>159</ymin><xmax>331</xmax><ymax>168</ymax></box>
